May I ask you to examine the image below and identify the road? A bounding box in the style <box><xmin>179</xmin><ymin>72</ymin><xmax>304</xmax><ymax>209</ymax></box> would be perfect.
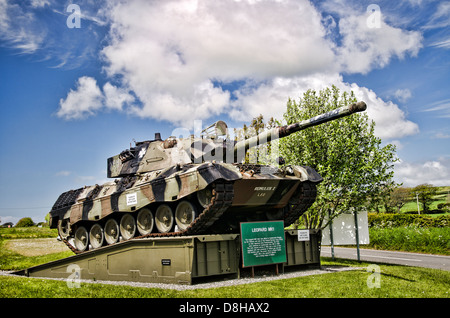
<box><xmin>321</xmin><ymin>246</ymin><xmax>450</xmax><ymax>271</ymax></box>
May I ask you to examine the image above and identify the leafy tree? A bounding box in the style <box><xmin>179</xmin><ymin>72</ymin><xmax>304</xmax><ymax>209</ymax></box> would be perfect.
<box><xmin>278</xmin><ymin>86</ymin><xmax>399</xmax><ymax>229</ymax></box>
<box><xmin>234</xmin><ymin>114</ymin><xmax>277</xmax><ymax>164</ymax></box>
<box><xmin>412</xmin><ymin>184</ymin><xmax>437</xmax><ymax>213</ymax></box>
<box><xmin>15</xmin><ymin>217</ymin><xmax>35</xmax><ymax>227</ymax></box>
<box><xmin>247</xmin><ymin>114</ymin><xmax>265</xmax><ymax>164</ymax></box>
<box><xmin>388</xmin><ymin>186</ymin><xmax>412</xmax><ymax>213</ymax></box>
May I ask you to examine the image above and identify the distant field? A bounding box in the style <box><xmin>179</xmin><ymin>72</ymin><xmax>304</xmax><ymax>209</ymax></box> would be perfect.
<box><xmin>381</xmin><ymin>186</ymin><xmax>450</xmax><ymax>214</ymax></box>
<box><xmin>0</xmin><ymin>227</ymin><xmax>58</xmax><ymax>239</ymax></box>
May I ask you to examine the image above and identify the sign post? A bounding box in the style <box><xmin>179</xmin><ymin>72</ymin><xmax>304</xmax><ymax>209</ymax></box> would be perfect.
<box><xmin>321</xmin><ymin>209</ymin><xmax>369</xmax><ymax>262</ymax></box>
<box><xmin>240</xmin><ymin>221</ymin><xmax>287</xmax><ymax>274</ymax></box>
<box><xmin>353</xmin><ymin>209</ymin><xmax>361</xmax><ymax>262</ymax></box>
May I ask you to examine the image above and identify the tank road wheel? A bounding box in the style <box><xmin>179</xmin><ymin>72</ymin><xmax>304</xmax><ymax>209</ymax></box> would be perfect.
<box><xmin>197</xmin><ymin>186</ymin><xmax>213</xmax><ymax>208</ymax></box>
<box><xmin>120</xmin><ymin>214</ymin><xmax>136</xmax><ymax>240</ymax></box>
<box><xmin>74</xmin><ymin>226</ymin><xmax>89</xmax><ymax>252</ymax></box>
<box><xmin>137</xmin><ymin>208</ymin><xmax>154</xmax><ymax>236</ymax></box>
<box><xmin>57</xmin><ymin>219</ymin><xmax>70</xmax><ymax>240</ymax></box>
<box><xmin>104</xmin><ymin>218</ymin><xmax>119</xmax><ymax>245</ymax></box>
<box><xmin>89</xmin><ymin>223</ymin><xmax>104</xmax><ymax>249</ymax></box>
<box><xmin>175</xmin><ymin>200</ymin><xmax>198</xmax><ymax>231</ymax></box>
<box><xmin>155</xmin><ymin>204</ymin><xmax>174</xmax><ymax>233</ymax></box>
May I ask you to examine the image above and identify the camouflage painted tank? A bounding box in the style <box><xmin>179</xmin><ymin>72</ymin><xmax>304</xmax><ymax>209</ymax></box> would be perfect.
<box><xmin>48</xmin><ymin>101</ymin><xmax>366</xmax><ymax>252</ymax></box>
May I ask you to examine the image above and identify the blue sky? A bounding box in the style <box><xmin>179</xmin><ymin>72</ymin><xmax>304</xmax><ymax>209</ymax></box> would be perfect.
<box><xmin>0</xmin><ymin>0</ymin><xmax>449</xmax><ymax>224</ymax></box>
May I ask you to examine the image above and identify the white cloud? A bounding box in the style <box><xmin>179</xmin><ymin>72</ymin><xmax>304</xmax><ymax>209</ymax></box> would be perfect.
<box><xmin>389</xmin><ymin>140</ymin><xmax>404</xmax><ymax>150</ymax></box>
<box><xmin>103</xmin><ymin>82</ymin><xmax>135</xmax><ymax>111</ymax></box>
<box><xmin>93</xmin><ymin>0</ymin><xmax>422</xmax><ymax>131</ymax></box>
<box><xmin>55</xmin><ymin>170</ymin><xmax>71</xmax><ymax>177</ymax></box>
<box><xmin>5</xmin><ymin>0</ymin><xmax>421</xmax><ymax>136</ymax></box>
<box><xmin>229</xmin><ymin>73</ymin><xmax>419</xmax><ymax>140</ymax></box>
<box><xmin>430</xmin><ymin>38</ymin><xmax>450</xmax><ymax>49</ymax></box>
<box><xmin>0</xmin><ymin>0</ymin><xmax>105</xmax><ymax>68</ymax></box>
<box><xmin>433</xmin><ymin>132</ymin><xmax>450</xmax><ymax>139</ymax></box>
<box><xmin>57</xmin><ymin>77</ymin><xmax>103</xmax><ymax>120</ymax></box>
<box><xmin>126</xmin><ymin>81</ymin><xmax>230</xmax><ymax>126</ymax></box>
<box><xmin>394</xmin><ymin>157</ymin><xmax>450</xmax><ymax>187</ymax></box>
<box><xmin>30</xmin><ymin>0</ymin><xmax>50</xmax><ymax>8</ymax></box>
<box><xmin>425</xmin><ymin>1</ymin><xmax>450</xmax><ymax>29</ymax></box>
<box><xmin>57</xmin><ymin>77</ymin><xmax>135</xmax><ymax>120</ymax></box>
<box><xmin>423</xmin><ymin>99</ymin><xmax>450</xmax><ymax>118</ymax></box>
<box><xmin>230</xmin><ymin>73</ymin><xmax>345</xmax><ymax>121</ymax></box>
<box><xmin>349</xmin><ymin>83</ymin><xmax>419</xmax><ymax>139</ymax></box>
<box><xmin>394</xmin><ymin>88</ymin><xmax>412</xmax><ymax>103</ymax></box>
<box><xmin>335</xmin><ymin>10</ymin><xmax>423</xmax><ymax>74</ymax></box>
<box><xmin>99</xmin><ymin>0</ymin><xmax>336</xmax><ymax>125</ymax></box>
<box><xmin>0</xmin><ymin>0</ymin><xmax>45</xmax><ymax>53</ymax></box>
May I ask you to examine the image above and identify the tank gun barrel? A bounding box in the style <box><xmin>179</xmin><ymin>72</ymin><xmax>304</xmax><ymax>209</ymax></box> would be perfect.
<box><xmin>233</xmin><ymin>101</ymin><xmax>367</xmax><ymax>155</ymax></box>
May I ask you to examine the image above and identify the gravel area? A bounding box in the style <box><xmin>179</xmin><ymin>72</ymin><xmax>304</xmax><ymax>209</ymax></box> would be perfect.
<box><xmin>4</xmin><ymin>238</ymin><xmax>68</xmax><ymax>256</ymax></box>
<box><xmin>1</xmin><ymin>266</ymin><xmax>362</xmax><ymax>291</ymax></box>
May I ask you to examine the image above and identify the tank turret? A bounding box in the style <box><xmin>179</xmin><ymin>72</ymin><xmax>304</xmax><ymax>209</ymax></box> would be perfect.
<box><xmin>107</xmin><ymin>101</ymin><xmax>366</xmax><ymax>176</ymax></box>
<box><xmin>49</xmin><ymin>101</ymin><xmax>366</xmax><ymax>253</ymax></box>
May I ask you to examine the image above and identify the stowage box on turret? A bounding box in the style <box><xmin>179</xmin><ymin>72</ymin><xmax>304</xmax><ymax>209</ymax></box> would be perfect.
<box><xmin>48</xmin><ymin>102</ymin><xmax>367</xmax><ymax>253</ymax></box>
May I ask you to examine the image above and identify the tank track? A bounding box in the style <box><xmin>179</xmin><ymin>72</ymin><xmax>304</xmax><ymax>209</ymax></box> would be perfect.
<box><xmin>62</xmin><ymin>180</ymin><xmax>234</xmax><ymax>254</ymax></box>
<box><xmin>283</xmin><ymin>181</ymin><xmax>317</xmax><ymax>226</ymax></box>
<box><xmin>62</xmin><ymin>181</ymin><xmax>316</xmax><ymax>254</ymax></box>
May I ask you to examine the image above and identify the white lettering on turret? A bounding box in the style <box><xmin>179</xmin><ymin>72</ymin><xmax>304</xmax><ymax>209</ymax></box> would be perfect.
<box><xmin>254</xmin><ymin>187</ymin><xmax>276</xmax><ymax>191</ymax></box>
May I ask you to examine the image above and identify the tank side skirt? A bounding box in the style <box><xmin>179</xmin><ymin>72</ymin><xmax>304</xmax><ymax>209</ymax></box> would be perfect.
<box><xmin>283</xmin><ymin>181</ymin><xmax>317</xmax><ymax>226</ymax></box>
<box><xmin>62</xmin><ymin>181</ymin><xmax>316</xmax><ymax>255</ymax></box>
<box><xmin>62</xmin><ymin>180</ymin><xmax>234</xmax><ymax>254</ymax></box>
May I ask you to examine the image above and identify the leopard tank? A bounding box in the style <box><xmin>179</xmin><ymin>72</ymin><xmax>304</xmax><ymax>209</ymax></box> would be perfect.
<box><xmin>48</xmin><ymin>101</ymin><xmax>367</xmax><ymax>253</ymax></box>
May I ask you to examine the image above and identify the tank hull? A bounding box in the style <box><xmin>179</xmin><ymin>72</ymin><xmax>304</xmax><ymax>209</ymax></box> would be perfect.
<box><xmin>49</xmin><ymin>163</ymin><xmax>321</xmax><ymax>253</ymax></box>
<box><xmin>47</xmin><ymin>101</ymin><xmax>367</xmax><ymax>253</ymax></box>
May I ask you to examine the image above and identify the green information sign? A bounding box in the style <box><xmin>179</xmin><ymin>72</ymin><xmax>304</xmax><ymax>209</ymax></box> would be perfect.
<box><xmin>240</xmin><ymin>221</ymin><xmax>287</xmax><ymax>267</ymax></box>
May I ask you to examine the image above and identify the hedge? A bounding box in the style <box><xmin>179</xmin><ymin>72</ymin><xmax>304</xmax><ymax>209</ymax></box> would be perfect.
<box><xmin>368</xmin><ymin>213</ymin><xmax>449</xmax><ymax>228</ymax></box>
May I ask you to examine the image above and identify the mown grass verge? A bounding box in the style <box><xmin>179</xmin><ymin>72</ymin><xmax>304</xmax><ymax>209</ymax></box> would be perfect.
<box><xmin>0</xmin><ymin>227</ymin><xmax>74</xmax><ymax>271</ymax></box>
<box><xmin>0</xmin><ymin>227</ymin><xmax>59</xmax><ymax>239</ymax></box>
<box><xmin>1</xmin><ymin>227</ymin><xmax>448</xmax><ymax>299</ymax></box>
<box><xmin>368</xmin><ymin>227</ymin><xmax>450</xmax><ymax>255</ymax></box>
<box><xmin>0</xmin><ymin>240</ymin><xmax>73</xmax><ymax>271</ymax></box>
<box><xmin>1</xmin><ymin>259</ymin><xmax>449</xmax><ymax>298</ymax></box>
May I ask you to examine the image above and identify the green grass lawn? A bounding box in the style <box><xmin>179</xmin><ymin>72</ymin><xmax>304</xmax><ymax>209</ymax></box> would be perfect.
<box><xmin>1</xmin><ymin>225</ymin><xmax>448</xmax><ymax>299</ymax></box>
<box><xmin>0</xmin><ymin>226</ymin><xmax>59</xmax><ymax>239</ymax></box>
<box><xmin>0</xmin><ymin>228</ymin><xmax>74</xmax><ymax>270</ymax></box>
<box><xmin>1</xmin><ymin>259</ymin><xmax>449</xmax><ymax>298</ymax></box>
